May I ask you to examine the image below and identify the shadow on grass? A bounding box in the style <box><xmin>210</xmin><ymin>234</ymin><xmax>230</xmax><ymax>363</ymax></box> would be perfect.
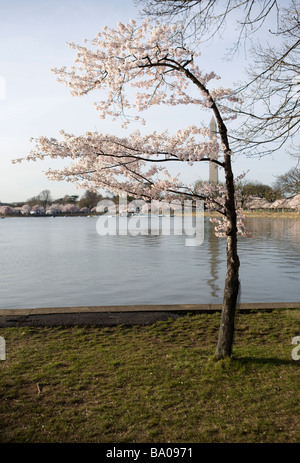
<box><xmin>232</xmin><ymin>356</ymin><xmax>296</xmax><ymax>366</ymax></box>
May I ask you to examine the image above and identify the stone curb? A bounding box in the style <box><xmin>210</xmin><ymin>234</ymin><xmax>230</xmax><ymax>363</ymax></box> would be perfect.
<box><xmin>1</xmin><ymin>302</ymin><xmax>300</xmax><ymax>317</ymax></box>
<box><xmin>0</xmin><ymin>303</ymin><xmax>299</xmax><ymax>327</ymax></box>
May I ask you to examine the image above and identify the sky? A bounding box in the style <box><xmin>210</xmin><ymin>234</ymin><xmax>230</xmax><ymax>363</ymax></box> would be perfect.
<box><xmin>0</xmin><ymin>0</ymin><xmax>298</xmax><ymax>204</ymax></box>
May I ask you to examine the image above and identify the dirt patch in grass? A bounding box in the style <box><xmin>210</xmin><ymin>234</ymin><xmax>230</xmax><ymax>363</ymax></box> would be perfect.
<box><xmin>0</xmin><ymin>310</ymin><xmax>299</xmax><ymax>443</ymax></box>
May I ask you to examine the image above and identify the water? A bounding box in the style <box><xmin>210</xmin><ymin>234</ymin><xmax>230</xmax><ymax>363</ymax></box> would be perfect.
<box><xmin>0</xmin><ymin>216</ymin><xmax>299</xmax><ymax>309</ymax></box>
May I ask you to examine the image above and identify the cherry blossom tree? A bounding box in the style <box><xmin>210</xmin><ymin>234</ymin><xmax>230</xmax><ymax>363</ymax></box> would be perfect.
<box><xmin>0</xmin><ymin>205</ymin><xmax>14</xmax><ymax>215</ymax></box>
<box><xmin>14</xmin><ymin>19</ymin><xmax>247</xmax><ymax>359</ymax></box>
<box><xmin>12</xmin><ymin>206</ymin><xmax>22</xmax><ymax>215</ymax></box>
<box><xmin>21</xmin><ymin>204</ymin><xmax>31</xmax><ymax>215</ymax></box>
<box><xmin>61</xmin><ymin>203</ymin><xmax>80</xmax><ymax>214</ymax></box>
<box><xmin>47</xmin><ymin>204</ymin><xmax>63</xmax><ymax>215</ymax></box>
<box><xmin>31</xmin><ymin>204</ymin><xmax>45</xmax><ymax>215</ymax></box>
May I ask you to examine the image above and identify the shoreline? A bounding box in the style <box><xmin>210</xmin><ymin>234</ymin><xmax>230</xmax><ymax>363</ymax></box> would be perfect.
<box><xmin>1</xmin><ymin>301</ymin><xmax>300</xmax><ymax>315</ymax></box>
<box><xmin>240</xmin><ymin>211</ymin><xmax>300</xmax><ymax>219</ymax></box>
<box><xmin>1</xmin><ymin>211</ymin><xmax>300</xmax><ymax>219</ymax></box>
<box><xmin>1</xmin><ymin>302</ymin><xmax>299</xmax><ymax>327</ymax></box>
<box><xmin>205</xmin><ymin>211</ymin><xmax>300</xmax><ymax>219</ymax></box>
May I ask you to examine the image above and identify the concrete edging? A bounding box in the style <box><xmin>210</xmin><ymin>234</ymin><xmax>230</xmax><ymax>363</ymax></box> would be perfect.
<box><xmin>1</xmin><ymin>302</ymin><xmax>300</xmax><ymax>316</ymax></box>
<box><xmin>0</xmin><ymin>303</ymin><xmax>299</xmax><ymax>327</ymax></box>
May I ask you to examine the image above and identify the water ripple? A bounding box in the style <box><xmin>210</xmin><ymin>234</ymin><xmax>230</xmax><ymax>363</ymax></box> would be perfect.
<box><xmin>0</xmin><ymin>216</ymin><xmax>299</xmax><ymax>309</ymax></box>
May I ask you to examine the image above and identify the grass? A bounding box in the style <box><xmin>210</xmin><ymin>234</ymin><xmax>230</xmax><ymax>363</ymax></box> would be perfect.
<box><xmin>241</xmin><ymin>211</ymin><xmax>300</xmax><ymax>219</ymax></box>
<box><xmin>205</xmin><ymin>210</ymin><xmax>300</xmax><ymax>219</ymax></box>
<box><xmin>0</xmin><ymin>309</ymin><xmax>299</xmax><ymax>443</ymax></box>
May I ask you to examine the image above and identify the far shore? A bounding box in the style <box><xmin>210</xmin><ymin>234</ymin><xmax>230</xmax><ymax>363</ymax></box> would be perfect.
<box><xmin>1</xmin><ymin>210</ymin><xmax>300</xmax><ymax>220</ymax></box>
<box><xmin>239</xmin><ymin>210</ymin><xmax>300</xmax><ymax>219</ymax></box>
<box><xmin>204</xmin><ymin>210</ymin><xmax>300</xmax><ymax>220</ymax></box>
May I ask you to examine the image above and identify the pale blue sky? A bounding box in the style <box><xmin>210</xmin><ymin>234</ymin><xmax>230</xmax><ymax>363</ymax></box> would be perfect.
<box><xmin>0</xmin><ymin>0</ymin><xmax>297</xmax><ymax>203</ymax></box>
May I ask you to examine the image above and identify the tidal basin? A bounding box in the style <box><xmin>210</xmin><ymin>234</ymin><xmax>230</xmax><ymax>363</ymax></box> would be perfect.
<box><xmin>0</xmin><ymin>216</ymin><xmax>299</xmax><ymax>310</ymax></box>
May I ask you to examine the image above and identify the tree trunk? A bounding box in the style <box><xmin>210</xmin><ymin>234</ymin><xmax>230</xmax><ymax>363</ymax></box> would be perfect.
<box><xmin>215</xmin><ymin>152</ymin><xmax>240</xmax><ymax>360</ymax></box>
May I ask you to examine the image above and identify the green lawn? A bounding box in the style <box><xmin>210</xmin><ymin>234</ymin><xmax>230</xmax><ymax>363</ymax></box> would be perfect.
<box><xmin>0</xmin><ymin>309</ymin><xmax>299</xmax><ymax>443</ymax></box>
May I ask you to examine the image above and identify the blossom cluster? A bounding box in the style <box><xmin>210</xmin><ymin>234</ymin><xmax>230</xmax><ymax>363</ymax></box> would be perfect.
<box><xmin>13</xmin><ymin>19</ymin><xmax>248</xmax><ymax>238</ymax></box>
<box><xmin>52</xmin><ymin>19</ymin><xmax>240</xmax><ymax>124</ymax></box>
<box><xmin>0</xmin><ymin>203</ymin><xmax>93</xmax><ymax>216</ymax></box>
<box><xmin>14</xmin><ymin>127</ymin><xmax>219</xmax><ymax>198</ymax></box>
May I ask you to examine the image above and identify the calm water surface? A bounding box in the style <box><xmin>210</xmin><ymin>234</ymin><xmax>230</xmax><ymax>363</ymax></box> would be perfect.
<box><xmin>0</xmin><ymin>216</ymin><xmax>299</xmax><ymax>309</ymax></box>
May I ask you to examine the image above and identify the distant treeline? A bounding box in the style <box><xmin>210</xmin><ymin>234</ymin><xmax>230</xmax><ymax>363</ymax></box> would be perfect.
<box><xmin>0</xmin><ymin>190</ymin><xmax>118</xmax><ymax>216</ymax></box>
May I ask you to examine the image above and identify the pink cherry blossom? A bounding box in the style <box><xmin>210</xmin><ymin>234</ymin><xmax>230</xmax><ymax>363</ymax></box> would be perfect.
<box><xmin>13</xmin><ymin>19</ymin><xmax>248</xmax><ymax>359</ymax></box>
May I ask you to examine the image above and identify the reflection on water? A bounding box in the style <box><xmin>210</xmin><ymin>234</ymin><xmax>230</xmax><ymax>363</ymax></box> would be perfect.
<box><xmin>238</xmin><ymin>217</ymin><xmax>300</xmax><ymax>302</ymax></box>
<box><xmin>207</xmin><ymin>221</ymin><xmax>221</xmax><ymax>298</ymax></box>
<box><xmin>245</xmin><ymin>216</ymin><xmax>300</xmax><ymax>244</ymax></box>
<box><xmin>0</xmin><ymin>216</ymin><xmax>299</xmax><ymax>309</ymax></box>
